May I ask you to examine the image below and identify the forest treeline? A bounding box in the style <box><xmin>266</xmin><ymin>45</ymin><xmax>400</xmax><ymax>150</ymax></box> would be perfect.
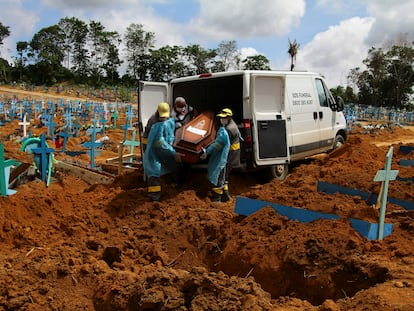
<box><xmin>0</xmin><ymin>18</ymin><xmax>413</xmax><ymax>109</ymax></box>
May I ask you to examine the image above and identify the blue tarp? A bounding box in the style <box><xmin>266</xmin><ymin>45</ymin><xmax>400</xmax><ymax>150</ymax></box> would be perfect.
<box><xmin>234</xmin><ymin>196</ymin><xmax>393</xmax><ymax>240</ymax></box>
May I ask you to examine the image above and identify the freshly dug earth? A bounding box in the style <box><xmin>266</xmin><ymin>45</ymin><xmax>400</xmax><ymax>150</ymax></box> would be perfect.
<box><xmin>1</xmin><ymin>87</ymin><xmax>414</xmax><ymax>310</ymax></box>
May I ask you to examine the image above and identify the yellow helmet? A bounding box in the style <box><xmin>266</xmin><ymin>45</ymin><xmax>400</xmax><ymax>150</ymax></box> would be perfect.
<box><xmin>157</xmin><ymin>102</ymin><xmax>170</xmax><ymax>118</ymax></box>
<box><xmin>217</xmin><ymin>108</ymin><xmax>233</xmax><ymax>118</ymax></box>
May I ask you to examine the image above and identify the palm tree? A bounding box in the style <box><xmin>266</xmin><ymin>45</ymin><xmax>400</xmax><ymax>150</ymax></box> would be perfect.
<box><xmin>288</xmin><ymin>38</ymin><xmax>300</xmax><ymax>71</ymax></box>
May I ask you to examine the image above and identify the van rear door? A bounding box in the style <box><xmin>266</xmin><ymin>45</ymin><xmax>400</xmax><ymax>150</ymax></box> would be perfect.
<box><xmin>250</xmin><ymin>74</ymin><xmax>289</xmax><ymax>166</ymax></box>
<box><xmin>138</xmin><ymin>81</ymin><xmax>169</xmax><ymax>133</ymax></box>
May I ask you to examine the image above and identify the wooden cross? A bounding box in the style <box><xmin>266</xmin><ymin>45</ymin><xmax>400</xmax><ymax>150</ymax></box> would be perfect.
<box><xmin>58</xmin><ymin>126</ymin><xmax>72</xmax><ymax>153</ymax></box>
<box><xmin>374</xmin><ymin>146</ymin><xmax>399</xmax><ymax>240</ymax></box>
<box><xmin>31</xmin><ymin>134</ymin><xmax>54</xmax><ymax>184</ymax></box>
<box><xmin>112</xmin><ymin>109</ymin><xmax>118</xmax><ymax>129</ymax></box>
<box><xmin>45</xmin><ymin>114</ymin><xmax>57</xmax><ymax>141</ymax></box>
<box><xmin>82</xmin><ymin>113</ymin><xmax>102</xmax><ymax>169</ymax></box>
<box><xmin>124</xmin><ymin>129</ymin><xmax>140</xmax><ymax>155</ymax></box>
<box><xmin>18</xmin><ymin>113</ymin><xmax>30</xmax><ymax>137</ymax></box>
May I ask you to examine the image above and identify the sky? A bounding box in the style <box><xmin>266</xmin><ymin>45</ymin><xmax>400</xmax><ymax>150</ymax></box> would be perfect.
<box><xmin>0</xmin><ymin>0</ymin><xmax>413</xmax><ymax>88</ymax></box>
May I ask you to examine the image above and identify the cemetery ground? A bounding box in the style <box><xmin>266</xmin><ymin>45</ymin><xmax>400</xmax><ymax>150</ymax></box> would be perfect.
<box><xmin>1</xmin><ymin>86</ymin><xmax>414</xmax><ymax>310</ymax></box>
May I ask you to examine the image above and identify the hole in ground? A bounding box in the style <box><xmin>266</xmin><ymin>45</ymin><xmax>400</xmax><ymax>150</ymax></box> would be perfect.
<box><xmin>211</xmin><ymin>258</ymin><xmax>388</xmax><ymax>306</ymax></box>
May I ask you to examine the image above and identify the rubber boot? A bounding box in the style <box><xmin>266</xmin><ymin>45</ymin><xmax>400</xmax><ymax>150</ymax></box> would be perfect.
<box><xmin>221</xmin><ymin>183</ymin><xmax>231</xmax><ymax>202</ymax></box>
<box><xmin>148</xmin><ymin>191</ymin><xmax>161</xmax><ymax>202</ymax></box>
<box><xmin>210</xmin><ymin>187</ymin><xmax>222</xmax><ymax>203</ymax></box>
<box><xmin>147</xmin><ymin>176</ymin><xmax>161</xmax><ymax>201</ymax></box>
<box><xmin>222</xmin><ymin>190</ymin><xmax>231</xmax><ymax>202</ymax></box>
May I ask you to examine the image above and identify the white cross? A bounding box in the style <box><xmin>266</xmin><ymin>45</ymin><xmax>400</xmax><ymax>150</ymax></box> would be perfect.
<box><xmin>18</xmin><ymin>114</ymin><xmax>30</xmax><ymax>137</ymax></box>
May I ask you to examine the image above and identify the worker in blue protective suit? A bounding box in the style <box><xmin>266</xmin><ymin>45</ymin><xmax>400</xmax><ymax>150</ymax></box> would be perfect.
<box><xmin>143</xmin><ymin>102</ymin><xmax>182</xmax><ymax>201</ymax></box>
<box><xmin>200</xmin><ymin>110</ymin><xmax>231</xmax><ymax>202</ymax></box>
<box><xmin>216</xmin><ymin>108</ymin><xmax>241</xmax><ymax>202</ymax></box>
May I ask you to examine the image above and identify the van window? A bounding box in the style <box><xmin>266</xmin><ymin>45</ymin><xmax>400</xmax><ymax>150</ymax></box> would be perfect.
<box><xmin>315</xmin><ymin>79</ymin><xmax>328</xmax><ymax>107</ymax></box>
<box><xmin>254</xmin><ymin>77</ymin><xmax>283</xmax><ymax>112</ymax></box>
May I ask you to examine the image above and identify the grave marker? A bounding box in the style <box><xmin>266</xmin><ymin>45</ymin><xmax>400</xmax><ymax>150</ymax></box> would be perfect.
<box><xmin>58</xmin><ymin>126</ymin><xmax>72</xmax><ymax>153</ymax></box>
<box><xmin>374</xmin><ymin>146</ymin><xmax>399</xmax><ymax>240</ymax></box>
<box><xmin>124</xmin><ymin>129</ymin><xmax>140</xmax><ymax>156</ymax></box>
<box><xmin>0</xmin><ymin>144</ymin><xmax>20</xmax><ymax>196</ymax></box>
<box><xmin>111</xmin><ymin>109</ymin><xmax>118</xmax><ymax>129</ymax></box>
<box><xmin>31</xmin><ymin>134</ymin><xmax>54</xmax><ymax>185</ymax></box>
<box><xmin>82</xmin><ymin>113</ymin><xmax>102</xmax><ymax>169</ymax></box>
<box><xmin>18</xmin><ymin>113</ymin><xmax>30</xmax><ymax>137</ymax></box>
<box><xmin>45</xmin><ymin>114</ymin><xmax>56</xmax><ymax>141</ymax></box>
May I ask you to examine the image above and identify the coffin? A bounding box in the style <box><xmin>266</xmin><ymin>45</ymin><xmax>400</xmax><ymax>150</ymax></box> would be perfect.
<box><xmin>174</xmin><ymin>110</ymin><xmax>218</xmax><ymax>164</ymax></box>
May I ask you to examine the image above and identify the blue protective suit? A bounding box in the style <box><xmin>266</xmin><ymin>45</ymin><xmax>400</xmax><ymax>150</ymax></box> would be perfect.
<box><xmin>206</xmin><ymin>126</ymin><xmax>230</xmax><ymax>186</ymax></box>
<box><xmin>143</xmin><ymin>118</ymin><xmax>176</xmax><ymax>178</ymax></box>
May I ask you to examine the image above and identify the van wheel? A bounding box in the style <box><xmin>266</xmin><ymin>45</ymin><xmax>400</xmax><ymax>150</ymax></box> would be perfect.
<box><xmin>268</xmin><ymin>164</ymin><xmax>288</xmax><ymax>181</ymax></box>
<box><xmin>333</xmin><ymin>134</ymin><xmax>345</xmax><ymax>149</ymax></box>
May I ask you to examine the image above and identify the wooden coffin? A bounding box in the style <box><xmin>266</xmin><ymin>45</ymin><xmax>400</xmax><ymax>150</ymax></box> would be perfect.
<box><xmin>173</xmin><ymin>110</ymin><xmax>218</xmax><ymax>164</ymax></box>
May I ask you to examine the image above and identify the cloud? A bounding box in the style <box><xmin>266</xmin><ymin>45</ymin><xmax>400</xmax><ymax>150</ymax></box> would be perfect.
<box><xmin>296</xmin><ymin>16</ymin><xmax>375</xmax><ymax>87</ymax></box>
<box><xmin>239</xmin><ymin>47</ymin><xmax>259</xmax><ymax>59</ymax></box>
<box><xmin>0</xmin><ymin>1</ymin><xmax>40</xmax><ymax>62</ymax></box>
<box><xmin>365</xmin><ymin>0</ymin><xmax>414</xmax><ymax>46</ymax></box>
<box><xmin>41</xmin><ymin>0</ymin><xmax>139</xmax><ymax>9</ymax></box>
<box><xmin>189</xmin><ymin>0</ymin><xmax>305</xmax><ymax>40</ymax></box>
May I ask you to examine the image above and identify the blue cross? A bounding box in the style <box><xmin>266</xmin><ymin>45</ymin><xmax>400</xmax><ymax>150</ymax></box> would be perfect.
<box><xmin>111</xmin><ymin>109</ymin><xmax>118</xmax><ymax>129</ymax></box>
<box><xmin>99</xmin><ymin>112</ymin><xmax>108</xmax><ymax>134</ymax></box>
<box><xmin>64</xmin><ymin>107</ymin><xmax>74</xmax><ymax>130</ymax></box>
<box><xmin>72</xmin><ymin>117</ymin><xmax>81</xmax><ymax>137</ymax></box>
<box><xmin>8</xmin><ymin>102</ymin><xmax>16</xmax><ymax>121</ymax></box>
<box><xmin>124</xmin><ymin>129</ymin><xmax>141</xmax><ymax>155</ymax></box>
<box><xmin>45</xmin><ymin>114</ymin><xmax>57</xmax><ymax>141</ymax></box>
<box><xmin>31</xmin><ymin>134</ymin><xmax>54</xmax><ymax>184</ymax></box>
<box><xmin>0</xmin><ymin>144</ymin><xmax>20</xmax><ymax>196</ymax></box>
<box><xmin>82</xmin><ymin>113</ymin><xmax>102</xmax><ymax>169</ymax></box>
<box><xmin>58</xmin><ymin>126</ymin><xmax>72</xmax><ymax>153</ymax></box>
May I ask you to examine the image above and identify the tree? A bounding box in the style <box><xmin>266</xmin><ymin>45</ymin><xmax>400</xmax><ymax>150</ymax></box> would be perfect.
<box><xmin>148</xmin><ymin>45</ymin><xmax>186</xmax><ymax>81</ymax></box>
<box><xmin>0</xmin><ymin>22</ymin><xmax>10</xmax><ymax>48</ymax></box>
<box><xmin>0</xmin><ymin>57</ymin><xmax>10</xmax><ymax>82</ymax></box>
<box><xmin>28</xmin><ymin>25</ymin><xmax>67</xmax><ymax>84</ymax></box>
<box><xmin>216</xmin><ymin>40</ymin><xmax>240</xmax><ymax>71</ymax></box>
<box><xmin>58</xmin><ymin>17</ymin><xmax>89</xmax><ymax>78</ymax></box>
<box><xmin>103</xmin><ymin>40</ymin><xmax>122</xmax><ymax>83</ymax></box>
<box><xmin>30</xmin><ymin>25</ymin><xmax>66</xmax><ymax>65</ymax></box>
<box><xmin>383</xmin><ymin>44</ymin><xmax>414</xmax><ymax>108</ymax></box>
<box><xmin>350</xmin><ymin>42</ymin><xmax>413</xmax><ymax>108</ymax></box>
<box><xmin>183</xmin><ymin>44</ymin><xmax>217</xmax><ymax>75</ymax></box>
<box><xmin>0</xmin><ymin>22</ymin><xmax>11</xmax><ymax>81</ymax></box>
<box><xmin>15</xmin><ymin>41</ymin><xmax>28</xmax><ymax>81</ymax></box>
<box><xmin>344</xmin><ymin>86</ymin><xmax>358</xmax><ymax>104</ymax></box>
<box><xmin>88</xmin><ymin>20</ymin><xmax>122</xmax><ymax>85</ymax></box>
<box><xmin>124</xmin><ymin>23</ymin><xmax>155</xmax><ymax>80</ymax></box>
<box><xmin>288</xmin><ymin>38</ymin><xmax>300</xmax><ymax>71</ymax></box>
<box><xmin>330</xmin><ymin>85</ymin><xmax>358</xmax><ymax>104</ymax></box>
<box><xmin>242</xmin><ymin>55</ymin><xmax>271</xmax><ymax>70</ymax></box>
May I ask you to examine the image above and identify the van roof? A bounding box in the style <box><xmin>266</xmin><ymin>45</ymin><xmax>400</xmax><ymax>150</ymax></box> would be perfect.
<box><xmin>170</xmin><ymin>70</ymin><xmax>323</xmax><ymax>83</ymax></box>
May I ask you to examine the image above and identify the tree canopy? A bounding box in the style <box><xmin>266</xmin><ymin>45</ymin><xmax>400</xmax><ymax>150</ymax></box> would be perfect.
<box><xmin>348</xmin><ymin>41</ymin><xmax>414</xmax><ymax>109</ymax></box>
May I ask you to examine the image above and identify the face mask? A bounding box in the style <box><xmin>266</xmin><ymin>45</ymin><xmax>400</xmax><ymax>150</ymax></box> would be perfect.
<box><xmin>220</xmin><ymin>119</ymin><xmax>228</xmax><ymax>126</ymax></box>
<box><xmin>175</xmin><ymin>107</ymin><xmax>185</xmax><ymax>113</ymax></box>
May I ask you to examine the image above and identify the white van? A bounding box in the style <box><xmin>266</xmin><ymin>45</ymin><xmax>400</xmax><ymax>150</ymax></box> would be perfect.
<box><xmin>138</xmin><ymin>70</ymin><xmax>347</xmax><ymax>180</ymax></box>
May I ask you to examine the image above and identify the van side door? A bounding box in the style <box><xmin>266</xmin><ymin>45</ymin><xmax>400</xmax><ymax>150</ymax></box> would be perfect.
<box><xmin>138</xmin><ymin>81</ymin><xmax>169</xmax><ymax>152</ymax></box>
<box><xmin>250</xmin><ymin>74</ymin><xmax>289</xmax><ymax>166</ymax></box>
<box><xmin>286</xmin><ymin>76</ymin><xmax>321</xmax><ymax>159</ymax></box>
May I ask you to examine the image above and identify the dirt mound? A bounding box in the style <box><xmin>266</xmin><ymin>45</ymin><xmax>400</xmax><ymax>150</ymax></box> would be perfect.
<box><xmin>1</xmin><ymin>87</ymin><xmax>414</xmax><ymax>310</ymax></box>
